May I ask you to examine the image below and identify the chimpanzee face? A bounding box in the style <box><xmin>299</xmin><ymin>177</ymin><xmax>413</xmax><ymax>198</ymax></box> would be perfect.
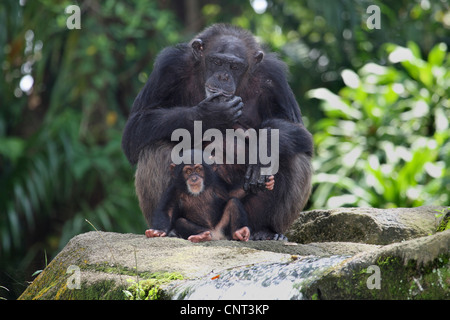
<box><xmin>182</xmin><ymin>164</ymin><xmax>205</xmax><ymax>195</ymax></box>
<box><xmin>203</xmin><ymin>36</ymin><xmax>249</xmax><ymax>98</ymax></box>
<box><xmin>170</xmin><ymin>162</ymin><xmax>206</xmax><ymax>196</ymax></box>
<box><xmin>191</xmin><ymin>35</ymin><xmax>263</xmax><ymax>99</ymax></box>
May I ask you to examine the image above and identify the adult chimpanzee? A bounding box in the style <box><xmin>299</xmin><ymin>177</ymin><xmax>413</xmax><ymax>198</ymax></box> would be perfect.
<box><xmin>122</xmin><ymin>24</ymin><xmax>313</xmax><ymax>240</ymax></box>
<box><xmin>145</xmin><ymin>149</ymin><xmax>252</xmax><ymax>243</ymax></box>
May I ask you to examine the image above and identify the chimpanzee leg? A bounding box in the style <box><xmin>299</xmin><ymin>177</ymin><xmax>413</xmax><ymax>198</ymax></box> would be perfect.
<box><xmin>135</xmin><ymin>144</ymin><xmax>173</xmax><ymax>227</ymax></box>
<box><xmin>245</xmin><ymin>153</ymin><xmax>312</xmax><ymax>241</ymax></box>
<box><xmin>213</xmin><ymin>198</ymin><xmax>250</xmax><ymax>241</ymax></box>
<box><xmin>174</xmin><ymin>217</ymin><xmax>211</xmax><ymax>242</ymax></box>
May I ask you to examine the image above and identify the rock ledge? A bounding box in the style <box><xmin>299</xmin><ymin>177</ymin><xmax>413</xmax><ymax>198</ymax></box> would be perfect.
<box><xmin>19</xmin><ymin>206</ymin><xmax>450</xmax><ymax>300</ymax></box>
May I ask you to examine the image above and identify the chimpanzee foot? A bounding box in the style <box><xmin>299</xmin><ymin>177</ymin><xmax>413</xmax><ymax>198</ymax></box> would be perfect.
<box><xmin>272</xmin><ymin>233</ymin><xmax>288</xmax><ymax>241</ymax></box>
<box><xmin>251</xmin><ymin>230</ymin><xmax>288</xmax><ymax>241</ymax></box>
<box><xmin>232</xmin><ymin>226</ymin><xmax>250</xmax><ymax>242</ymax></box>
<box><xmin>188</xmin><ymin>231</ymin><xmax>212</xmax><ymax>243</ymax></box>
<box><xmin>145</xmin><ymin>229</ymin><xmax>167</xmax><ymax>238</ymax></box>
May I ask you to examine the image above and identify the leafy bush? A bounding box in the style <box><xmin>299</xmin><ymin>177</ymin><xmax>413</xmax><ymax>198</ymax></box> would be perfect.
<box><xmin>309</xmin><ymin>42</ymin><xmax>449</xmax><ymax>209</ymax></box>
<box><xmin>0</xmin><ymin>0</ymin><xmax>177</xmax><ymax>298</ymax></box>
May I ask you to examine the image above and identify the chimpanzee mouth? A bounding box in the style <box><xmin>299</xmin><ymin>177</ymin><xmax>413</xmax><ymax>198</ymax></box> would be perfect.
<box><xmin>205</xmin><ymin>85</ymin><xmax>234</xmax><ymax>97</ymax></box>
<box><xmin>187</xmin><ymin>182</ymin><xmax>204</xmax><ymax>196</ymax></box>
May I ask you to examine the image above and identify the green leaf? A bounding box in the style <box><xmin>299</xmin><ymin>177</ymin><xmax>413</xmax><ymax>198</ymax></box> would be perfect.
<box><xmin>407</xmin><ymin>41</ymin><xmax>422</xmax><ymax>60</ymax></box>
<box><xmin>428</xmin><ymin>43</ymin><xmax>447</xmax><ymax>66</ymax></box>
<box><xmin>307</xmin><ymin>88</ymin><xmax>362</xmax><ymax>120</ymax></box>
<box><xmin>0</xmin><ymin>137</ymin><xmax>25</xmax><ymax>163</ymax></box>
<box><xmin>31</xmin><ymin>270</ymin><xmax>44</xmax><ymax>277</ymax></box>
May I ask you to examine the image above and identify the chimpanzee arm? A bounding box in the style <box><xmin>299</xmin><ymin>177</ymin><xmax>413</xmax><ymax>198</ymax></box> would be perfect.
<box><xmin>260</xmin><ymin>119</ymin><xmax>313</xmax><ymax>158</ymax></box>
<box><xmin>243</xmin><ymin>112</ymin><xmax>312</xmax><ymax>193</ymax></box>
<box><xmin>123</xmin><ymin>107</ymin><xmax>197</xmax><ymax>164</ymax></box>
<box><xmin>258</xmin><ymin>54</ymin><xmax>313</xmax><ymax>158</ymax></box>
<box><xmin>243</xmin><ymin>55</ymin><xmax>313</xmax><ymax>192</ymax></box>
<box><xmin>123</xmin><ymin>46</ymin><xmax>194</xmax><ymax>164</ymax></box>
<box><xmin>122</xmin><ymin>45</ymin><xmax>243</xmax><ymax>165</ymax></box>
<box><xmin>147</xmin><ymin>184</ymin><xmax>179</xmax><ymax>235</ymax></box>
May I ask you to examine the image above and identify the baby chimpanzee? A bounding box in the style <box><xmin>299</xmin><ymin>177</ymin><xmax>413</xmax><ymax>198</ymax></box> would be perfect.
<box><xmin>145</xmin><ymin>150</ymin><xmax>255</xmax><ymax>242</ymax></box>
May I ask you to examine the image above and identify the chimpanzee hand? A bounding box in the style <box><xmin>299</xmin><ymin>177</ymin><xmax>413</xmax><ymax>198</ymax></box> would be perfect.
<box><xmin>196</xmin><ymin>92</ymin><xmax>243</xmax><ymax>128</ymax></box>
<box><xmin>244</xmin><ymin>164</ymin><xmax>275</xmax><ymax>194</ymax></box>
<box><xmin>244</xmin><ymin>126</ymin><xmax>275</xmax><ymax>194</ymax></box>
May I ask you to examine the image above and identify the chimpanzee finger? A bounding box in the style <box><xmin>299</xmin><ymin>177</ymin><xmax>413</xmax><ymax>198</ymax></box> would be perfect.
<box><xmin>206</xmin><ymin>92</ymin><xmax>224</xmax><ymax>101</ymax></box>
<box><xmin>257</xmin><ymin>174</ymin><xmax>267</xmax><ymax>191</ymax></box>
<box><xmin>265</xmin><ymin>175</ymin><xmax>275</xmax><ymax>190</ymax></box>
<box><xmin>229</xmin><ymin>95</ymin><xmax>242</xmax><ymax>105</ymax></box>
<box><xmin>231</xmin><ymin>104</ymin><xmax>243</xmax><ymax>122</ymax></box>
<box><xmin>233</xmin><ymin>101</ymin><xmax>243</xmax><ymax>112</ymax></box>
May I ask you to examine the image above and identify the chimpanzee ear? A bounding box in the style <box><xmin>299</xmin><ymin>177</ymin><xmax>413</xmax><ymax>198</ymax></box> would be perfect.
<box><xmin>254</xmin><ymin>51</ymin><xmax>264</xmax><ymax>64</ymax></box>
<box><xmin>191</xmin><ymin>39</ymin><xmax>204</xmax><ymax>60</ymax></box>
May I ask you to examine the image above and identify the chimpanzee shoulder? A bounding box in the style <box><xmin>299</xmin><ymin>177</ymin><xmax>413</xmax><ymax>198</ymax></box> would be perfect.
<box><xmin>252</xmin><ymin>53</ymin><xmax>302</xmax><ymax>123</ymax></box>
<box><xmin>132</xmin><ymin>43</ymin><xmax>194</xmax><ymax>112</ymax></box>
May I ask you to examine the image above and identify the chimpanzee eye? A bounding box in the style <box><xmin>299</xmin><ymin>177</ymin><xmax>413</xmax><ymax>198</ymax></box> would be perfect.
<box><xmin>186</xmin><ymin>169</ymin><xmax>192</xmax><ymax>175</ymax></box>
<box><xmin>214</xmin><ymin>59</ymin><xmax>222</xmax><ymax>66</ymax></box>
<box><xmin>195</xmin><ymin>167</ymin><xmax>201</xmax><ymax>173</ymax></box>
<box><xmin>230</xmin><ymin>64</ymin><xmax>239</xmax><ymax>70</ymax></box>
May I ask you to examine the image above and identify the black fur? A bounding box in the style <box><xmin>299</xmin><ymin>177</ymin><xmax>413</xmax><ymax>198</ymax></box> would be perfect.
<box><xmin>122</xmin><ymin>24</ymin><xmax>313</xmax><ymax>240</ymax></box>
<box><xmin>152</xmin><ymin>152</ymin><xmax>249</xmax><ymax>241</ymax></box>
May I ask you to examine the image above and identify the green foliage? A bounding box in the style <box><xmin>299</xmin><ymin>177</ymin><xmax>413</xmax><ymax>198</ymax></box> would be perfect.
<box><xmin>123</xmin><ymin>272</ymin><xmax>184</xmax><ymax>300</ymax></box>
<box><xmin>226</xmin><ymin>0</ymin><xmax>450</xmax><ymax>120</ymax></box>
<box><xmin>435</xmin><ymin>208</ymin><xmax>450</xmax><ymax>232</ymax></box>
<box><xmin>309</xmin><ymin>42</ymin><xmax>450</xmax><ymax>209</ymax></box>
<box><xmin>0</xmin><ymin>0</ymin><xmax>179</xmax><ymax>298</ymax></box>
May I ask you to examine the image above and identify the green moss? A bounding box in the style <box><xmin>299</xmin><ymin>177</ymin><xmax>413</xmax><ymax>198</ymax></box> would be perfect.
<box><xmin>303</xmin><ymin>253</ymin><xmax>450</xmax><ymax>299</ymax></box>
<box><xmin>18</xmin><ymin>245</ymin><xmax>185</xmax><ymax>300</ymax></box>
<box><xmin>86</xmin><ymin>262</ymin><xmax>136</xmax><ymax>276</ymax></box>
<box><xmin>311</xmin><ymin>293</ymin><xmax>319</xmax><ymax>300</ymax></box>
<box><xmin>86</xmin><ymin>262</ymin><xmax>184</xmax><ymax>280</ymax></box>
<box><xmin>48</xmin><ymin>279</ymin><xmax>121</xmax><ymax>300</ymax></box>
<box><xmin>123</xmin><ymin>272</ymin><xmax>184</xmax><ymax>300</ymax></box>
<box><xmin>436</xmin><ymin>210</ymin><xmax>450</xmax><ymax>232</ymax></box>
<box><xmin>78</xmin><ymin>280</ymin><xmax>125</xmax><ymax>300</ymax></box>
<box><xmin>19</xmin><ymin>258</ymin><xmax>70</xmax><ymax>300</ymax></box>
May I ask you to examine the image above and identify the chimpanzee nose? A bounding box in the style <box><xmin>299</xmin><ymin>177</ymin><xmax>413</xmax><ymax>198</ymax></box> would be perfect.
<box><xmin>218</xmin><ymin>73</ymin><xmax>229</xmax><ymax>82</ymax></box>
